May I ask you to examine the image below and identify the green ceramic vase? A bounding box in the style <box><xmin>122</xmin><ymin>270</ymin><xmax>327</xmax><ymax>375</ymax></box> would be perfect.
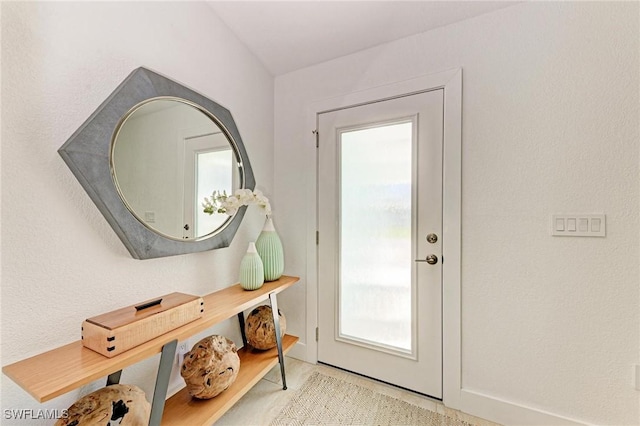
<box><xmin>239</xmin><ymin>242</ymin><xmax>264</xmax><ymax>290</ymax></box>
<box><xmin>256</xmin><ymin>217</ymin><xmax>284</xmax><ymax>281</ymax></box>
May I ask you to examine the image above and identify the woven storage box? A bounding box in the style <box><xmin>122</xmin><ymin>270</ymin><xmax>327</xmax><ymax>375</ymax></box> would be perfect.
<box><xmin>82</xmin><ymin>293</ymin><xmax>204</xmax><ymax>358</ymax></box>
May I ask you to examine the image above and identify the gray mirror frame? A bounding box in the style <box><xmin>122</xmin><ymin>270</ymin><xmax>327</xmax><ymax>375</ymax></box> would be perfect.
<box><xmin>59</xmin><ymin>67</ymin><xmax>255</xmax><ymax>259</ymax></box>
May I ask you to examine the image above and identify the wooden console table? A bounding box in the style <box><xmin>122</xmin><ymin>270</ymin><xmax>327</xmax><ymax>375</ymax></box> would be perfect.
<box><xmin>3</xmin><ymin>275</ymin><xmax>300</xmax><ymax>425</ymax></box>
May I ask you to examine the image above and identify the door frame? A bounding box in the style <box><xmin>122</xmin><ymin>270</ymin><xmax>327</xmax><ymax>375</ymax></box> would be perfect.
<box><xmin>304</xmin><ymin>68</ymin><xmax>462</xmax><ymax>408</ymax></box>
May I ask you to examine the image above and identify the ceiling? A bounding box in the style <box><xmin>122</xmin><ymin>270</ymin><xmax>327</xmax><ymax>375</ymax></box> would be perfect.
<box><xmin>207</xmin><ymin>1</ymin><xmax>519</xmax><ymax>76</ymax></box>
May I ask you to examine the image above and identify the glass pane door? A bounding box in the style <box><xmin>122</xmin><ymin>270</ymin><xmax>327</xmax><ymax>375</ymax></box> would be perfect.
<box><xmin>195</xmin><ymin>148</ymin><xmax>232</xmax><ymax>236</ymax></box>
<box><xmin>182</xmin><ymin>131</ymin><xmax>236</xmax><ymax>240</ymax></box>
<box><xmin>318</xmin><ymin>88</ymin><xmax>443</xmax><ymax>397</ymax></box>
<box><xmin>339</xmin><ymin>120</ymin><xmax>414</xmax><ymax>354</ymax></box>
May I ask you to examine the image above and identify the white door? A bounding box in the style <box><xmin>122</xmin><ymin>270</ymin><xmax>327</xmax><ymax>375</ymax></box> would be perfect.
<box><xmin>318</xmin><ymin>89</ymin><xmax>443</xmax><ymax>398</ymax></box>
<box><xmin>182</xmin><ymin>132</ymin><xmax>234</xmax><ymax>239</ymax></box>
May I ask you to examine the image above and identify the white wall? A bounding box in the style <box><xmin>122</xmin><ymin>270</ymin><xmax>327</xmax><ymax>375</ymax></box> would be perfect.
<box><xmin>1</xmin><ymin>1</ymin><xmax>273</xmax><ymax>423</ymax></box>
<box><xmin>274</xmin><ymin>2</ymin><xmax>639</xmax><ymax>425</ymax></box>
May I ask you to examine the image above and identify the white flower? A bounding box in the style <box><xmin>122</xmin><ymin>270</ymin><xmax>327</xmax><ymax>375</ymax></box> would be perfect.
<box><xmin>234</xmin><ymin>189</ymin><xmax>254</xmax><ymax>205</ymax></box>
<box><xmin>255</xmin><ymin>194</ymin><xmax>271</xmax><ymax>216</ymax></box>
<box><xmin>203</xmin><ymin>189</ymin><xmax>272</xmax><ymax>218</ymax></box>
<box><xmin>225</xmin><ymin>196</ymin><xmax>240</xmax><ymax>210</ymax></box>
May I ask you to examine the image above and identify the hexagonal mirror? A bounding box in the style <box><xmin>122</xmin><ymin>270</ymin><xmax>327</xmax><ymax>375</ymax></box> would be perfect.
<box><xmin>59</xmin><ymin>67</ymin><xmax>255</xmax><ymax>259</ymax></box>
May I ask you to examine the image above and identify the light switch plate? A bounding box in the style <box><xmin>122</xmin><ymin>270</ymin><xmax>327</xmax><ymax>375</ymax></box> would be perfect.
<box><xmin>551</xmin><ymin>214</ymin><xmax>605</xmax><ymax>237</ymax></box>
<box><xmin>144</xmin><ymin>211</ymin><xmax>156</xmax><ymax>223</ymax></box>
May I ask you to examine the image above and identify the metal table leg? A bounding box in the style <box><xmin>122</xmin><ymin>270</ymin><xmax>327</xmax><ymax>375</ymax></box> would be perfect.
<box><xmin>237</xmin><ymin>311</ymin><xmax>248</xmax><ymax>347</ymax></box>
<box><xmin>148</xmin><ymin>339</ymin><xmax>178</xmax><ymax>426</ymax></box>
<box><xmin>268</xmin><ymin>292</ymin><xmax>287</xmax><ymax>390</ymax></box>
<box><xmin>106</xmin><ymin>370</ymin><xmax>122</xmax><ymax>386</ymax></box>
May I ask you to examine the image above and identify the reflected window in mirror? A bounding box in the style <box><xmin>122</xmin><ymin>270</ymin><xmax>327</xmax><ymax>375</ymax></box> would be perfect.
<box><xmin>193</xmin><ymin>147</ymin><xmax>235</xmax><ymax>238</ymax></box>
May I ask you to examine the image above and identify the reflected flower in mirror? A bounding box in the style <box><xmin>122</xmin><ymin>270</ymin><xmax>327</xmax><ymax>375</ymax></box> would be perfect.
<box><xmin>203</xmin><ymin>189</ymin><xmax>271</xmax><ymax>218</ymax></box>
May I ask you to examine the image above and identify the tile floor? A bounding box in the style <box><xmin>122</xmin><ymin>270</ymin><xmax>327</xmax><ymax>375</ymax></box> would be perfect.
<box><xmin>216</xmin><ymin>357</ymin><xmax>499</xmax><ymax>426</ymax></box>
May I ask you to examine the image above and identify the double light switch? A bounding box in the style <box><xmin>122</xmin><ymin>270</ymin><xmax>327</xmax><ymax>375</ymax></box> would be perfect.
<box><xmin>552</xmin><ymin>214</ymin><xmax>605</xmax><ymax>237</ymax></box>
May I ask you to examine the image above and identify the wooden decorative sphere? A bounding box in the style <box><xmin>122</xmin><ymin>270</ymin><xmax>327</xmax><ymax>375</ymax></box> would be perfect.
<box><xmin>180</xmin><ymin>335</ymin><xmax>240</xmax><ymax>399</ymax></box>
<box><xmin>245</xmin><ymin>305</ymin><xmax>286</xmax><ymax>350</ymax></box>
<box><xmin>55</xmin><ymin>384</ymin><xmax>150</xmax><ymax>426</ymax></box>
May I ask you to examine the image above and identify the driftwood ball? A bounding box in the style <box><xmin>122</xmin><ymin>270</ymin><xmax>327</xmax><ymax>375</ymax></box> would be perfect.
<box><xmin>180</xmin><ymin>335</ymin><xmax>240</xmax><ymax>399</ymax></box>
<box><xmin>245</xmin><ymin>305</ymin><xmax>286</xmax><ymax>350</ymax></box>
<box><xmin>55</xmin><ymin>384</ymin><xmax>150</xmax><ymax>426</ymax></box>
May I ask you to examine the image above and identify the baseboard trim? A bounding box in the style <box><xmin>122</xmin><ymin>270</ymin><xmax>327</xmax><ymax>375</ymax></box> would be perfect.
<box><xmin>286</xmin><ymin>341</ymin><xmax>308</xmax><ymax>362</ymax></box>
<box><xmin>460</xmin><ymin>389</ymin><xmax>587</xmax><ymax>426</ymax></box>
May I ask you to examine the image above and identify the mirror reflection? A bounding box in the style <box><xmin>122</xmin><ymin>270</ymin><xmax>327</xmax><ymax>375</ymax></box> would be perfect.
<box><xmin>111</xmin><ymin>98</ymin><xmax>241</xmax><ymax>241</ymax></box>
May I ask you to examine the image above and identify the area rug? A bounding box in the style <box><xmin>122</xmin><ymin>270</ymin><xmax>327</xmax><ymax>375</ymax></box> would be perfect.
<box><xmin>270</xmin><ymin>372</ymin><xmax>473</xmax><ymax>425</ymax></box>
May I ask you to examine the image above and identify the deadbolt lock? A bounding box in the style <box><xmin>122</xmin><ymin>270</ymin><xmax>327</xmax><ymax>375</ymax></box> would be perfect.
<box><xmin>426</xmin><ymin>233</ymin><xmax>438</xmax><ymax>244</ymax></box>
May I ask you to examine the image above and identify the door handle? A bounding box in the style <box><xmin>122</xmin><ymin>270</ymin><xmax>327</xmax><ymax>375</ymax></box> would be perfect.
<box><xmin>415</xmin><ymin>254</ymin><xmax>438</xmax><ymax>265</ymax></box>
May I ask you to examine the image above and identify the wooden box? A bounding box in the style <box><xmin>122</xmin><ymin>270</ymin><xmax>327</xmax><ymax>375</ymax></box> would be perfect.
<box><xmin>82</xmin><ymin>293</ymin><xmax>204</xmax><ymax>358</ymax></box>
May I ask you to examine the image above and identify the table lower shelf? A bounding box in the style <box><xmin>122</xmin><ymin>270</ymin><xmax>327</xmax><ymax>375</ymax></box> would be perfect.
<box><xmin>161</xmin><ymin>334</ymin><xmax>298</xmax><ymax>425</ymax></box>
